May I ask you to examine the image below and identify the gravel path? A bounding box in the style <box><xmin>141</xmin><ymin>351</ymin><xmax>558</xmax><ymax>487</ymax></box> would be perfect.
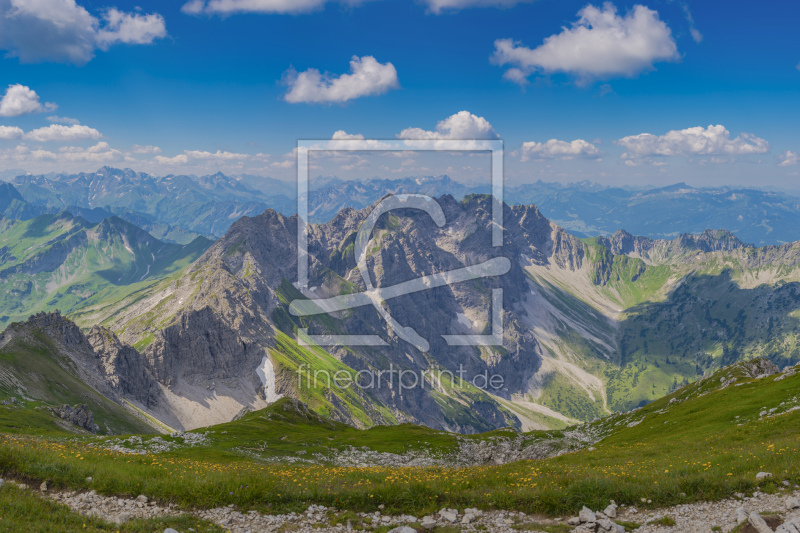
<box><xmin>6</xmin><ymin>478</ymin><xmax>800</xmax><ymax>533</ymax></box>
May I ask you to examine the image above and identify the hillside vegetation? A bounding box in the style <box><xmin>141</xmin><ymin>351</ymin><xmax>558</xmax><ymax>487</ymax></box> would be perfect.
<box><xmin>0</xmin><ymin>359</ymin><xmax>796</xmax><ymax>520</ymax></box>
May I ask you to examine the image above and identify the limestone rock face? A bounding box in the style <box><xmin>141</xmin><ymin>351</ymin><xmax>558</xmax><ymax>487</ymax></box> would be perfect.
<box><xmin>87</xmin><ymin>326</ymin><xmax>162</xmax><ymax>409</ymax></box>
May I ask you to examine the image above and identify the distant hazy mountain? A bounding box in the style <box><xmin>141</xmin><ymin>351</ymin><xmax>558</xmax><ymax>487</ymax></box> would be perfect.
<box><xmin>1</xmin><ymin>182</ymin><xmax>204</xmax><ymax>244</ymax></box>
<box><xmin>303</xmin><ymin>177</ymin><xmax>800</xmax><ymax>246</ymax></box>
<box><xmin>11</xmin><ymin>166</ymin><xmax>800</xmax><ymax>246</ymax></box>
<box><xmin>11</xmin><ymin>167</ymin><xmax>294</xmax><ymax>239</ymax></box>
<box><xmin>507</xmin><ymin>181</ymin><xmax>800</xmax><ymax>247</ymax></box>
<box><xmin>0</xmin><ymin>168</ymin><xmax>28</xmax><ymax>182</ymax></box>
<box><xmin>306</xmin><ymin>175</ymin><xmax>477</xmax><ymax>222</ymax></box>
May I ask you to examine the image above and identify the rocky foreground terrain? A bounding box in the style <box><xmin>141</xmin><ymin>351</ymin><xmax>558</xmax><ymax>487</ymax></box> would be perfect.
<box><xmin>2</xmin><ymin>476</ymin><xmax>799</xmax><ymax>533</ymax></box>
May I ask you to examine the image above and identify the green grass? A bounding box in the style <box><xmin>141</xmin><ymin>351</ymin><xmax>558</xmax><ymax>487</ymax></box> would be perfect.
<box><xmin>0</xmin><ymin>360</ymin><xmax>796</xmax><ymax>519</ymax></box>
<box><xmin>648</xmin><ymin>516</ymin><xmax>676</xmax><ymax>526</ymax></box>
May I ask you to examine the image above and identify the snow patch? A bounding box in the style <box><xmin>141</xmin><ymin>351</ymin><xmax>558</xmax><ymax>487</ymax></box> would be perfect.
<box><xmin>257</xmin><ymin>356</ymin><xmax>283</xmax><ymax>404</ymax></box>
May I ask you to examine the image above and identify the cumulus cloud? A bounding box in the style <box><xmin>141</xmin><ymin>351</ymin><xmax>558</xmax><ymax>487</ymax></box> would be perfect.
<box><xmin>182</xmin><ymin>0</ymin><xmax>375</xmax><ymax>15</ymax></box>
<box><xmin>0</xmin><ymin>84</ymin><xmax>57</xmax><ymax>117</ymax></box>
<box><xmin>0</xmin><ymin>142</ymin><xmax>125</xmax><ymax>168</ymax></box>
<box><xmin>0</xmin><ymin>126</ymin><xmax>24</xmax><ymax>140</ymax></box>
<box><xmin>397</xmin><ymin>111</ymin><xmax>499</xmax><ymax>150</ymax></box>
<box><xmin>492</xmin><ymin>3</ymin><xmax>679</xmax><ymax>85</ymax></box>
<box><xmin>95</xmin><ymin>8</ymin><xmax>168</xmax><ymax>48</ymax></box>
<box><xmin>46</xmin><ymin>115</ymin><xmax>81</xmax><ymax>125</ymax></box>
<box><xmin>521</xmin><ymin>139</ymin><xmax>601</xmax><ymax>160</ymax></box>
<box><xmin>23</xmin><ymin>124</ymin><xmax>102</xmax><ymax>142</ymax></box>
<box><xmin>270</xmin><ymin>159</ymin><xmax>294</xmax><ymax>169</ymax></box>
<box><xmin>57</xmin><ymin>141</ymin><xmax>123</xmax><ymax>162</ymax></box>
<box><xmin>154</xmin><ymin>153</ymin><xmax>189</xmax><ymax>165</ymax></box>
<box><xmin>331</xmin><ymin>130</ymin><xmax>365</xmax><ymax>140</ymax></box>
<box><xmin>399</xmin><ymin>111</ymin><xmax>498</xmax><ymax>141</ymax></box>
<box><xmin>283</xmin><ymin>56</ymin><xmax>399</xmax><ymax>104</ymax></box>
<box><xmin>154</xmin><ymin>149</ymin><xmax>269</xmax><ymax>166</ymax></box>
<box><xmin>0</xmin><ymin>0</ymin><xmax>166</xmax><ymax>65</ymax></box>
<box><xmin>422</xmin><ymin>0</ymin><xmax>533</xmax><ymax>14</ymax></box>
<box><xmin>779</xmin><ymin>150</ymin><xmax>799</xmax><ymax>167</ymax></box>
<box><xmin>184</xmin><ymin>0</ymin><xmax>322</xmax><ymax>15</ymax></box>
<box><xmin>615</xmin><ymin>125</ymin><xmax>769</xmax><ymax>160</ymax></box>
<box><xmin>131</xmin><ymin>144</ymin><xmax>162</xmax><ymax>154</ymax></box>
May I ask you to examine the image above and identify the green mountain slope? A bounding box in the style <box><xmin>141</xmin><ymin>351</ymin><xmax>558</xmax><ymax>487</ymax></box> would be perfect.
<box><xmin>0</xmin><ymin>312</ymin><xmax>155</xmax><ymax>435</ymax></box>
<box><xmin>525</xmin><ymin>228</ymin><xmax>800</xmax><ymax>416</ymax></box>
<box><xmin>0</xmin><ymin>212</ymin><xmax>211</xmax><ymax>326</ymax></box>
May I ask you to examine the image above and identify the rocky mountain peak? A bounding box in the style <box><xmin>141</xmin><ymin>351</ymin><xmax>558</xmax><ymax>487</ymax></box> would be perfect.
<box><xmin>674</xmin><ymin>228</ymin><xmax>748</xmax><ymax>253</ymax></box>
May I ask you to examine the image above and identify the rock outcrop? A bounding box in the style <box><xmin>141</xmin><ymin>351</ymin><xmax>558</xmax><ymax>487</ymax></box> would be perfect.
<box><xmin>87</xmin><ymin>326</ymin><xmax>162</xmax><ymax>409</ymax></box>
<box><xmin>50</xmin><ymin>404</ymin><xmax>98</xmax><ymax>433</ymax></box>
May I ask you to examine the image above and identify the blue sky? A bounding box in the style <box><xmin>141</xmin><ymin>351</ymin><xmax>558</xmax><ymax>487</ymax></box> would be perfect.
<box><xmin>0</xmin><ymin>0</ymin><xmax>798</xmax><ymax>188</ymax></box>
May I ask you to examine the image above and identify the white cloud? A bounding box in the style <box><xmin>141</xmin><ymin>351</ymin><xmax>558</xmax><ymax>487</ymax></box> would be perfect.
<box><xmin>0</xmin><ymin>0</ymin><xmax>166</xmax><ymax>65</ymax></box>
<box><xmin>396</xmin><ymin>111</ymin><xmax>499</xmax><ymax>151</ymax></box>
<box><xmin>779</xmin><ymin>150</ymin><xmax>799</xmax><ymax>167</ymax></box>
<box><xmin>23</xmin><ymin>124</ymin><xmax>102</xmax><ymax>142</ymax></box>
<box><xmin>398</xmin><ymin>111</ymin><xmax>498</xmax><ymax>141</ymax></box>
<box><xmin>95</xmin><ymin>8</ymin><xmax>168</xmax><ymax>48</ymax></box>
<box><xmin>154</xmin><ymin>153</ymin><xmax>189</xmax><ymax>165</ymax></box>
<box><xmin>58</xmin><ymin>141</ymin><xmax>122</xmax><ymax>162</ymax></box>
<box><xmin>0</xmin><ymin>84</ymin><xmax>57</xmax><ymax>117</ymax></box>
<box><xmin>521</xmin><ymin>139</ymin><xmax>601</xmax><ymax>160</ymax></box>
<box><xmin>331</xmin><ymin>130</ymin><xmax>365</xmax><ymax>140</ymax></box>
<box><xmin>270</xmin><ymin>159</ymin><xmax>294</xmax><ymax>169</ymax></box>
<box><xmin>154</xmin><ymin>149</ymin><xmax>269</xmax><ymax>166</ymax></box>
<box><xmin>615</xmin><ymin>125</ymin><xmax>769</xmax><ymax>159</ymax></box>
<box><xmin>422</xmin><ymin>0</ymin><xmax>533</xmax><ymax>14</ymax></box>
<box><xmin>131</xmin><ymin>144</ymin><xmax>162</xmax><ymax>154</ymax></box>
<box><xmin>492</xmin><ymin>3</ymin><xmax>679</xmax><ymax>85</ymax></box>
<box><xmin>46</xmin><ymin>115</ymin><xmax>81</xmax><ymax>125</ymax></box>
<box><xmin>0</xmin><ymin>126</ymin><xmax>24</xmax><ymax>140</ymax></box>
<box><xmin>182</xmin><ymin>0</ymin><xmax>370</xmax><ymax>15</ymax></box>
<box><xmin>0</xmin><ymin>141</ymin><xmax>126</xmax><ymax>170</ymax></box>
<box><xmin>680</xmin><ymin>3</ymin><xmax>703</xmax><ymax>44</ymax></box>
<box><xmin>283</xmin><ymin>55</ymin><xmax>399</xmax><ymax>104</ymax></box>
<box><xmin>184</xmin><ymin>149</ymin><xmax>258</xmax><ymax>160</ymax></box>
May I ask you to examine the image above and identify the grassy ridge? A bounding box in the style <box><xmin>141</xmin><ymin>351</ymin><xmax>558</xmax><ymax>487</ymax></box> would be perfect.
<box><xmin>0</xmin><ymin>332</ymin><xmax>155</xmax><ymax>436</ymax></box>
<box><xmin>0</xmin><ymin>213</ymin><xmax>210</xmax><ymax>327</ymax></box>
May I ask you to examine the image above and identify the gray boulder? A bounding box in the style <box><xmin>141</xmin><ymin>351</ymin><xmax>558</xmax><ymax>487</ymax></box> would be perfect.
<box><xmin>776</xmin><ymin>518</ymin><xmax>800</xmax><ymax>533</ymax></box>
<box><xmin>736</xmin><ymin>506</ymin><xmax>749</xmax><ymax>525</ymax></box>
<box><xmin>748</xmin><ymin>512</ymin><xmax>775</xmax><ymax>533</ymax></box>
<box><xmin>579</xmin><ymin>506</ymin><xmax>597</xmax><ymax>523</ymax></box>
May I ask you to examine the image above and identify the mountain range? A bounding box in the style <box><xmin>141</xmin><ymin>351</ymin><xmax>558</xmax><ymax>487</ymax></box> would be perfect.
<box><xmin>2</xmin><ymin>177</ymin><xmax>800</xmax><ymax>434</ymax></box>
<box><xmin>5</xmin><ymin>168</ymin><xmax>800</xmax><ymax>246</ymax></box>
